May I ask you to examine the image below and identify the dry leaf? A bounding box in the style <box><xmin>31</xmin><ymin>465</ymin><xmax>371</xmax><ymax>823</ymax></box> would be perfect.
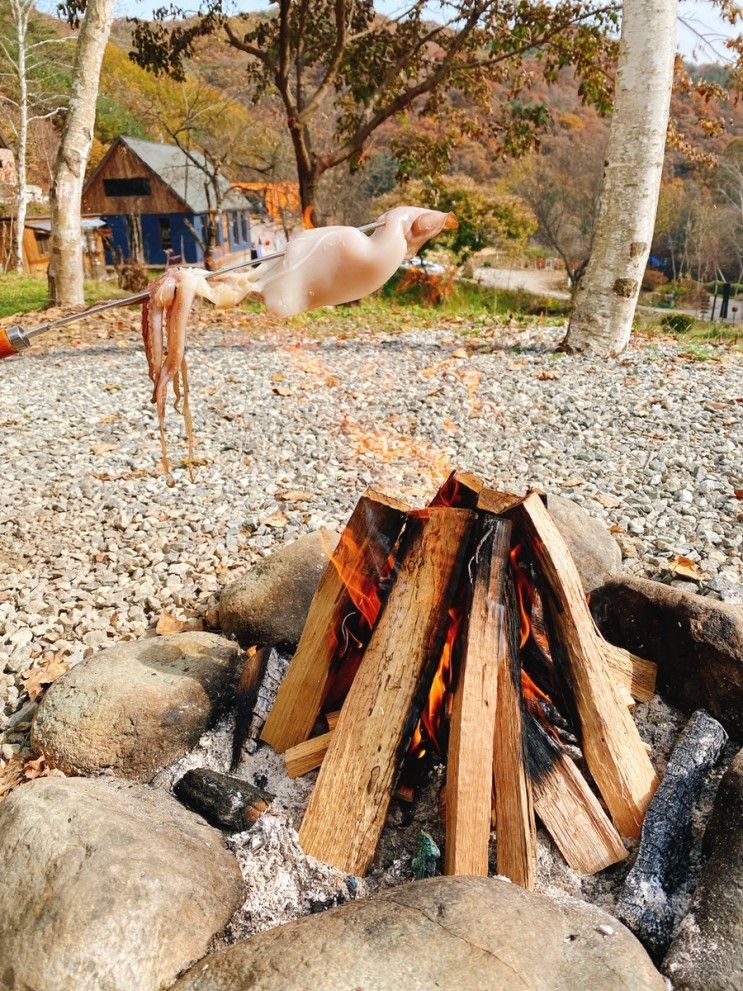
<box><xmin>452</xmin><ymin>347</ymin><xmax>468</xmax><ymax>359</ymax></box>
<box><xmin>734</xmin><ymin>489</ymin><xmax>743</xmax><ymax>500</ymax></box>
<box><xmin>560</xmin><ymin>479</ymin><xmax>584</xmax><ymax>488</ymax></box>
<box><xmin>536</xmin><ymin>371</ymin><xmax>559</xmax><ymax>381</ymax></box>
<box><xmin>156</xmin><ymin>612</ymin><xmax>204</xmax><ymax>636</ymax></box>
<box><xmin>91</xmin><ymin>442</ymin><xmax>119</xmax><ymax>455</ymax></box>
<box><xmin>272</xmin><ymin>385</ymin><xmax>293</xmax><ymax>396</ymax></box>
<box><xmin>276</xmin><ymin>490</ymin><xmax>314</xmax><ymax>502</ymax></box>
<box><xmin>22</xmin><ymin>655</ymin><xmax>70</xmax><ymax>701</ymax></box>
<box><xmin>595</xmin><ymin>492</ymin><xmax>622</xmax><ymax>509</ymax></box>
<box><xmin>0</xmin><ymin>755</ymin><xmax>25</xmax><ymax>802</ymax></box>
<box><xmin>97</xmin><ymin>414</ymin><xmax>119</xmax><ymax>425</ymax></box>
<box><xmin>23</xmin><ymin>754</ymin><xmax>50</xmax><ymax>781</ymax></box>
<box><xmin>271</xmin><ymin>373</ymin><xmax>286</xmax><ymax>382</ymax></box>
<box><xmin>669</xmin><ymin>556</ymin><xmax>705</xmax><ymax>581</ymax></box>
<box><xmin>324</xmin><ymin>375</ymin><xmax>341</xmax><ymax>387</ymax></box>
<box><xmin>262</xmin><ymin>511</ymin><xmax>289</xmax><ymax>528</ymax></box>
<box><xmin>609</xmin><ymin>524</ymin><xmax>624</xmax><ymax>534</ymax></box>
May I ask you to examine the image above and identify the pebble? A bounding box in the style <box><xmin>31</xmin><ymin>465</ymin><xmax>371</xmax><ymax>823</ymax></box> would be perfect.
<box><xmin>0</xmin><ymin>322</ymin><xmax>741</xmax><ymax>730</ymax></box>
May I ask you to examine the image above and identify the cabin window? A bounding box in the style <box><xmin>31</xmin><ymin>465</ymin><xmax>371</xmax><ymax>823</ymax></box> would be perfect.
<box><xmin>231</xmin><ymin>212</ymin><xmax>240</xmax><ymax>243</ymax></box>
<box><xmin>103</xmin><ymin>177</ymin><xmax>151</xmax><ymax>198</ymax></box>
<box><xmin>240</xmin><ymin>212</ymin><xmax>248</xmax><ymax>242</ymax></box>
<box><xmin>158</xmin><ymin>217</ymin><xmax>172</xmax><ymax>251</ymax></box>
<box><xmin>35</xmin><ymin>232</ymin><xmax>50</xmax><ymax>257</ymax></box>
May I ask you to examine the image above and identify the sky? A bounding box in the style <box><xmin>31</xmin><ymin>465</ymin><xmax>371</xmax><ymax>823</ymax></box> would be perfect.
<box><xmin>107</xmin><ymin>1</ymin><xmax>741</xmax><ymax>64</ymax></box>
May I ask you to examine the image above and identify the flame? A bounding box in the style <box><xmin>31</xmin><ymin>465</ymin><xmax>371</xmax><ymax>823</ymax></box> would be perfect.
<box><xmin>302</xmin><ymin>205</ymin><xmax>316</xmax><ymax>229</ymax></box>
<box><xmin>421</xmin><ymin>607</ymin><xmax>462</xmax><ymax>753</ymax></box>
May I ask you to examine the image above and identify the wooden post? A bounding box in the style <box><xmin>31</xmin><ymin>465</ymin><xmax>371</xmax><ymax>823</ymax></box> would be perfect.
<box><xmin>492</xmin><ymin>561</ymin><xmax>537</xmax><ymax>889</ymax></box>
<box><xmin>444</xmin><ymin>517</ymin><xmax>509</xmax><ymax>877</ymax></box>
<box><xmin>514</xmin><ymin>493</ymin><xmax>659</xmax><ymax>838</ymax></box>
<box><xmin>261</xmin><ymin>491</ymin><xmax>407</xmax><ymax>753</ymax></box>
<box><xmin>299</xmin><ymin>508</ymin><xmax>475</xmax><ymax>875</ymax></box>
<box><xmin>526</xmin><ymin>714</ymin><xmax>628</xmax><ymax>874</ymax></box>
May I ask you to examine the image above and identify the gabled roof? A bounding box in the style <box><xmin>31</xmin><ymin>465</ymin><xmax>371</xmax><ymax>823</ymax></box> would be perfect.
<box><xmin>118</xmin><ymin>136</ymin><xmax>247</xmax><ymax>214</ymax></box>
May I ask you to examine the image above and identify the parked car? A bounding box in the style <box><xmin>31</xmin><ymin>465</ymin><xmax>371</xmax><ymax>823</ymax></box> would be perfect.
<box><xmin>398</xmin><ymin>256</ymin><xmax>447</xmax><ymax>277</ymax></box>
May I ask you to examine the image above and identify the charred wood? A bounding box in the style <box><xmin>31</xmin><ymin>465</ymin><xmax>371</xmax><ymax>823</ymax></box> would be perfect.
<box><xmin>175</xmin><ymin>768</ymin><xmax>274</xmax><ymax>832</ymax></box>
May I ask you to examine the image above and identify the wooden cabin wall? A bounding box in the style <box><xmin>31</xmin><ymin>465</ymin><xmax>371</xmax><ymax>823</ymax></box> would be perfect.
<box><xmin>82</xmin><ymin>141</ymin><xmax>185</xmax><ymax>215</ymax></box>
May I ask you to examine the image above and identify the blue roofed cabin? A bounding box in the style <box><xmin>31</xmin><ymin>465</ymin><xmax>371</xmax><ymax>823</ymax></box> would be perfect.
<box><xmin>82</xmin><ymin>136</ymin><xmax>252</xmax><ymax>267</ymax></box>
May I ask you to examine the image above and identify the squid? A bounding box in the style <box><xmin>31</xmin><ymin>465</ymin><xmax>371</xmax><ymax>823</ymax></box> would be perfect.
<box><xmin>142</xmin><ymin>206</ymin><xmax>457</xmax><ymax>483</ymax></box>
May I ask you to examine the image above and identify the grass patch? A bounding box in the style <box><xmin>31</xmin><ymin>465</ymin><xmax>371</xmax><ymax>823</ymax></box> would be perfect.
<box><xmin>636</xmin><ymin>310</ymin><xmax>742</xmax><ymax>351</ymax></box>
<box><xmin>0</xmin><ymin>272</ymin><xmax>132</xmax><ymax>319</ymax></box>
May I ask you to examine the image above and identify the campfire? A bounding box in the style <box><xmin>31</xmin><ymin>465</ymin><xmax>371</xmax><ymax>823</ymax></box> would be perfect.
<box><xmin>259</xmin><ymin>471</ymin><xmax>660</xmax><ymax>885</ymax></box>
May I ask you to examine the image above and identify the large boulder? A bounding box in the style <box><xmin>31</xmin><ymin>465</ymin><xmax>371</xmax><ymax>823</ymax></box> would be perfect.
<box><xmin>218</xmin><ymin>528</ymin><xmax>339</xmax><ymax>648</ymax></box>
<box><xmin>31</xmin><ymin>632</ymin><xmax>241</xmax><ymax>782</ymax></box>
<box><xmin>172</xmin><ymin>876</ymin><xmax>665</xmax><ymax>991</ymax></box>
<box><xmin>0</xmin><ymin>776</ymin><xmax>244</xmax><ymax>991</ymax></box>
<box><xmin>591</xmin><ymin>576</ymin><xmax>743</xmax><ymax>737</ymax></box>
<box><xmin>546</xmin><ymin>493</ymin><xmax>623</xmax><ymax>593</ymax></box>
<box><xmin>663</xmin><ymin>747</ymin><xmax>743</xmax><ymax>991</ymax></box>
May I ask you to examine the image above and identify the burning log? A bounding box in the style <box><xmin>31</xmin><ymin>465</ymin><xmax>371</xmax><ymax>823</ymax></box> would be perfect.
<box><xmin>617</xmin><ymin>709</ymin><xmax>728</xmax><ymax>960</ymax></box>
<box><xmin>174</xmin><ymin>768</ymin><xmax>274</xmax><ymax>832</ymax></box>
<box><xmin>261</xmin><ymin>492</ymin><xmax>407</xmax><ymax>753</ymax></box>
<box><xmin>490</xmin><ymin>529</ymin><xmax>538</xmax><ymax>889</ymax></box>
<box><xmin>525</xmin><ymin>714</ymin><xmax>627</xmax><ymax>874</ymax></box>
<box><xmin>513</xmin><ymin>492</ymin><xmax>659</xmax><ymax>837</ymax></box>
<box><xmin>444</xmin><ymin>517</ymin><xmax>509</xmax><ymax>878</ymax></box>
<box><xmin>299</xmin><ymin>507</ymin><xmax>475</xmax><ymax>875</ymax></box>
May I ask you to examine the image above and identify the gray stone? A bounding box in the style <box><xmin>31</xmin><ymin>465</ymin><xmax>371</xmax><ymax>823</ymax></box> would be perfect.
<box><xmin>591</xmin><ymin>576</ymin><xmax>743</xmax><ymax>736</ymax></box>
<box><xmin>172</xmin><ymin>876</ymin><xmax>665</xmax><ymax>991</ymax></box>
<box><xmin>663</xmin><ymin>748</ymin><xmax>743</xmax><ymax>990</ymax></box>
<box><xmin>31</xmin><ymin>632</ymin><xmax>241</xmax><ymax>782</ymax></box>
<box><xmin>0</xmin><ymin>776</ymin><xmax>244</xmax><ymax>991</ymax></box>
<box><xmin>217</xmin><ymin>528</ymin><xmax>340</xmax><ymax>648</ymax></box>
<box><xmin>546</xmin><ymin>493</ymin><xmax>623</xmax><ymax>592</ymax></box>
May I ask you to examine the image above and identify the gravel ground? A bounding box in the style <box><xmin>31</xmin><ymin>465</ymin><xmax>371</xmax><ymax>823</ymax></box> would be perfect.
<box><xmin>1</xmin><ymin>316</ymin><xmax>741</xmax><ymax>731</ymax></box>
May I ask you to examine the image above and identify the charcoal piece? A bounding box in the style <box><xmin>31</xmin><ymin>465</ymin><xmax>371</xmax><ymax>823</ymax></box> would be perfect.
<box><xmin>617</xmin><ymin>710</ymin><xmax>728</xmax><ymax>961</ymax></box>
<box><xmin>175</xmin><ymin>768</ymin><xmax>274</xmax><ymax>832</ymax></box>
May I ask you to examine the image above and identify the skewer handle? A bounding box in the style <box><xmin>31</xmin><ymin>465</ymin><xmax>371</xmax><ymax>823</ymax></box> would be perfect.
<box><xmin>0</xmin><ymin>326</ymin><xmax>30</xmax><ymax>359</ymax></box>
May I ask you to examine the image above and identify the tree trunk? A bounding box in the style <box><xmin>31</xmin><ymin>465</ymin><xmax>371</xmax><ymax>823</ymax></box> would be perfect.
<box><xmin>48</xmin><ymin>0</ymin><xmax>114</xmax><ymax>307</ymax></box>
<box><xmin>14</xmin><ymin>5</ymin><xmax>28</xmax><ymax>274</ymax></box>
<box><xmin>561</xmin><ymin>1</ymin><xmax>676</xmax><ymax>356</ymax></box>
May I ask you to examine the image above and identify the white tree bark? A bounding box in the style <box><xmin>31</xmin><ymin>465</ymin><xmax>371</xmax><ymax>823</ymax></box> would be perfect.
<box><xmin>562</xmin><ymin>1</ymin><xmax>677</xmax><ymax>356</ymax></box>
<box><xmin>48</xmin><ymin>0</ymin><xmax>114</xmax><ymax>307</ymax></box>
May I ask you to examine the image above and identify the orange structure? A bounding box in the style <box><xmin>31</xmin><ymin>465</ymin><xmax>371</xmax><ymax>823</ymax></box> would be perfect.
<box><xmin>234</xmin><ymin>181</ymin><xmax>301</xmax><ymax>226</ymax></box>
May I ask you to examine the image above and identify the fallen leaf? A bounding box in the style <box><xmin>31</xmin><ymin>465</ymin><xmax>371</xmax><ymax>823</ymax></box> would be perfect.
<box><xmin>103</xmin><ymin>383</ymin><xmax>122</xmax><ymax>392</ymax></box>
<box><xmin>734</xmin><ymin>489</ymin><xmax>743</xmax><ymax>500</ymax></box>
<box><xmin>560</xmin><ymin>479</ymin><xmax>584</xmax><ymax>488</ymax></box>
<box><xmin>22</xmin><ymin>655</ymin><xmax>70</xmax><ymax>701</ymax></box>
<box><xmin>181</xmin><ymin>457</ymin><xmax>209</xmax><ymax>468</ymax></box>
<box><xmin>262</xmin><ymin>511</ymin><xmax>289</xmax><ymax>528</ymax></box>
<box><xmin>97</xmin><ymin>414</ymin><xmax>119</xmax><ymax>425</ymax></box>
<box><xmin>0</xmin><ymin>756</ymin><xmax>25</xmax><ymax>802</ymax></box>
<box><xmin>23</xmin><ymin>755</ymin><xmax>50</xmax><ymax>781</ymax></box>
<box><xmin>535</xmin><ymin>371</ymin><xmax>559</xmax><ymax>381</ymax></box>
<box><xmin>156</xmin><ymin>612</ymin><xmax>204</xmax><ymax>636</ymax></box>
<box><xmin>91</xmin><ymin>443</ymin><xmax>119</xmax><ymax>456</ymax></box>
<box><xmin>276</xmin><ymin>490</ymin><xmax>314</xmax><ymax>502</ymax></box>
<box><xmin>452</xmin><ymin>347</ymin><xmax>468</xmax><ymax>359</ymax></box>
<box><xmin>609</xmin><ymin>524</ymin><xmax>624</xmax><ymax>534</ymax></box>
<box><xmin>595</xmin><ymin>492</ymin><xmax>622</xmax><ymax>509</ymax></box>
<box><xmin>272</xmin><ymin>385</ymin><xmax>293</xmax><ymax>396</ymax></box>
<box><xmin>668</xmin><ymin>556</ymin><xmax>705</xmax><ymax>581</ymax></box>
<box><xmin>271</xmin><ymin>373</ymin><xmax>286</xmax><ymax>382</ymax></box>
<box><xmin>324</xmin><ymin>375</ymin><xmax>341</xmax><ymax>387</ymax></box>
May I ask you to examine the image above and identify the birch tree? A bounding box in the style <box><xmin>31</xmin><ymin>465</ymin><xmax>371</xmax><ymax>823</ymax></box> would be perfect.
<box><xmin>0</xmin><ymin>0</ymin><xmax>69</xmax><ymax>271</ymax></box>
<box><xmin>561</xmin><ymin>1</ymin><xmax>677</xmax><ymax>354</ymax></box>
<box><xmin>48</xmin><ymin>0</ymin><xmax>114</xmax><ymax>306</ymax></box>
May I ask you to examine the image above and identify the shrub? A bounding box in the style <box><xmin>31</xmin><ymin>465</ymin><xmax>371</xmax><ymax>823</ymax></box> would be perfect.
<box><xmin>661</xmin><ymin>313</ymin><xmax>695</xmax><ymax>334</ymax></box>
<box><xmin>642</xmin><ymin>267</ymin><xmax>668</xmax><ymax>291</ymax></box>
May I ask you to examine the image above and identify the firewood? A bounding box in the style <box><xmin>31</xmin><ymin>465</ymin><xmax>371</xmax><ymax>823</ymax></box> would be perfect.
<box><xmin>444</xmin><ymin>517</ymin><xmax>508</xmax><ymax>878</ymax></box>
<box><xmin>325</xmin><ymin>710</ymin><xmax>341</xmax><ymax>731</ymax></box>
<box><xmin>174</xmin><ymin>768</ymin><xmax>274</xmax><ymax>832</ymax></box>
<box><xmin>617</xmin><ymin>710</ymin><xmax>728</xmax><ymax>960</ymax></box>
<box><xmin>492</xmin><ymin>545</ymin><xmax>538</xmax><ymax>890</ymax></box>
<box><xmin>525</xmin><ymin>714</ymin><xmax>627</xmax><ymax>874</ymax></box>
<box><xmin>299</xmin><ymin>507</ymin><xmax>475</xmax><ymax>875</ymax></box>
<box><xmin>261</xmin><ymin>491</ymin><xmax>408</xmax><ymax>753</ymax></box>
<box><xmin>603</xmin><ymin>643</ymin><xmax>656</xmax><ymax>703</ymax></box>
<box><xmin>430</xmin><ymin>469</ymin><xmax>483</xmax><ymax>508</ymax></box>
<box><xmin>285</xmin><ymin>731</ymin><xmax>332</xmax><ymax>778</ymax></box>
<box><xmin>513</xmin><ymin>493</ymin><xmax>659</xmax><ymax>838</ymax></box>
<box><xmin>477</xmin><ymin>488</ymin><xmax>523</xmax><ymax>515</ymax></box>
<box><xmin>231</xmin><ymin>644</ymin><xmax>271</xmax><ymax>769</ymax></box>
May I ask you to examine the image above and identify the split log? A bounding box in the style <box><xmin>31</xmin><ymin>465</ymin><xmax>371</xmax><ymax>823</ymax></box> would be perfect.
<box><xmin>325</xmin><ymin>710</ymin><xmax>341</xmax><ymax>731</ymax></box>
<box><xmin>525</xmin><ymin>713</ymin><xmax>627</xmax><ymax>874</ymax></box>
<box><xmin>174</xmin><ymin>768</ymin><xmax>274</xmax><ymax>832</ymax></box>
<box><xmin>603</xmin><ymin>643</ymin><xmax>656</xmax><ymax>703</ymax></box>
<box><xmin>261</xmin><ymin>492</ymin><xmax>407</xmax><ymax>753</ymax></box>
<box><xmin>513</xmin><ymin>492</ymin><xmax>659</xmax><ymax>837</ymax></box>
<box><xmin>299</xmin><ymin>507</ymin><xmax>475</xmax><ymax>875</ymax></box>
<box><xmin>477</xmin><ymin>488</ymin><xmax>523</xmax><ymax>516</ymax></box>
<box><xmin>430</xmin><ymin>469</ymin><xmax>483</xmax><ymax>508</ymax></box>
<box><xmin>231</xmin><ymin>644</ymin><xmax>271</xmax><ymax>769</ymax></box>
<box><xmin>285</xmin><ymin>731</ymin><xmax>332</xmax><ymax>778</ymax></box>
<box><xmin>617</xmin><ymin>709</ymin><xmax>728</xmax><ymax>960</ymax></box>
<box><xmin>444</xmin><ymin>517</ymin><xmax>508</xmax><ymax>878</ymax></box>
<box><xmin>491</xmin><ymin>539</ymin><xmax>537</xmax><ymax>890</ymax></box>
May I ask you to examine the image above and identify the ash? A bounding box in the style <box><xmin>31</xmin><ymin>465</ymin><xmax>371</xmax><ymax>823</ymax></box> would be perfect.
<box><xmin>157</xmin><ymin>689</ymin><xmax>731</xmax><ymax>948</ymax></box>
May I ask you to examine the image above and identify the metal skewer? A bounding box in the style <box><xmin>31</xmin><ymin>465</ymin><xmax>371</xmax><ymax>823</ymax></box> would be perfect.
<box><xmin>0</xmin><ymin>219</ymin><xmax>385</xmax><ymax>358</ymax></box>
